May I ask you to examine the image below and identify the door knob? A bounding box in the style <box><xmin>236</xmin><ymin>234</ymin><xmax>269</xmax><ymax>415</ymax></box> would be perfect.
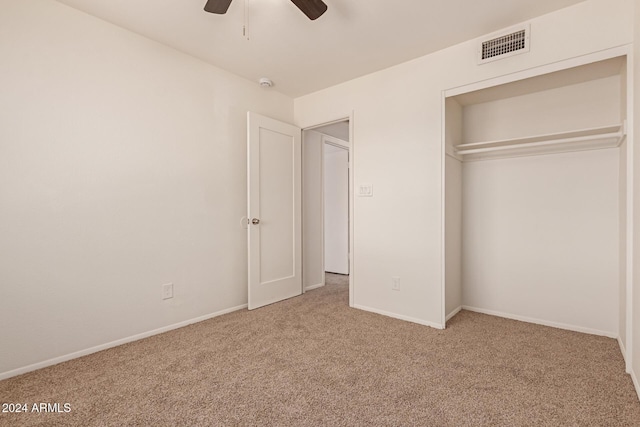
<box><xmin>251</xmin><ymin>218</ymin><xmax>260</xmax><ymax>225</ymax></box>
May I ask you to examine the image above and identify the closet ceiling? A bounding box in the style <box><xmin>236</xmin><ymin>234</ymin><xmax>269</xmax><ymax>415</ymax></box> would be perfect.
<box><xmin>54</xmin><ymin>0</ymin><xmax>586</xmax><ymax>97</ymax></box>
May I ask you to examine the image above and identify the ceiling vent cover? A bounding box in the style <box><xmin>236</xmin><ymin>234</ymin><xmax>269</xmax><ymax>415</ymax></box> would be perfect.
<box><xmin>478</xmin><ymin>24</ymin><xmax>530</xmax><ymax>64</ymax></box>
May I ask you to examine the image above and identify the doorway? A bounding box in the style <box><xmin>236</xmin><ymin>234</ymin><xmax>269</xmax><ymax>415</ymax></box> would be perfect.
<box><xmin>302</xmin><ymin>119</ymin><xmax>352</xmax><ymax>304</ymax></box>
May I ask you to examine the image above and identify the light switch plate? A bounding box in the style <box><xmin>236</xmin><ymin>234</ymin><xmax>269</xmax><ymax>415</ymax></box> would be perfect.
<box><xmin>358</xmin><ymin>184</ymin><xmax>373</xmax><ymax>197</ymax></box>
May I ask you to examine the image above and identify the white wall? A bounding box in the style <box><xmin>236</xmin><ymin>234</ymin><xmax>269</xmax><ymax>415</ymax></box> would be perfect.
<box><xmin>324</xmin><ymin>144</ymin><xmax>349</xmax><ymax>275</ymax></box>
<box><xmin>619</xmin><ymin>56</ymin><xmax>629</xmax><ymax>354</ymax></box>
<box><xmin>302</xmin><ymin>130</ymin><xmax>324</xmax><ymax>289</ymax></box>
<box><xmin>461</xmin><ymin>76</ymin><xmax>621</xmax><ymax>143</ymax></box>
<box><xmin>620</xmin><ymin>138</ymin><xmax>628</xmax><ymax>350</ymax></box>
<box><xmin>632</xmin><ymin>0</ymin><xmax>640</xmax><ymax>398</ymax></box>
<box><xmin>462</xmin><ymin>149</ymin><xmax>620</xmax><ymax>335</ymax></box>
<box><xmin>444</xmin><ymin>155</ymin><xmax>462</xmax><ymax>318</ymax></box>
<box><xmin>445</xmin><ymin>98</ymin><xmax>463</xmax><ymax>319</ymax></box>
<box><xmin>294</xmin><ymin>0</ymin><xmax>634</xmax><ymax>327</ymax></box>
<box><xmin>0</xmin><ymin>0</ymin><xmax>293</xmax><ymax>377</ymax></box>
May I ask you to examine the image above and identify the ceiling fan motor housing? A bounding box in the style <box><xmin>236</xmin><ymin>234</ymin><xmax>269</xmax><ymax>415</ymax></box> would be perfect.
<box><xmin>204</xmin><ymin>0</ymin><xmax>327</xmax><ymax>20</ymax></box>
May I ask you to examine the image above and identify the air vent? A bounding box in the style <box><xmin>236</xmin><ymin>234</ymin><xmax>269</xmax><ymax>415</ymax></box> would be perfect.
<box><xmin>478</xmin><ymin>24</ymin><xmax>530</xmax><ymax>64</ymax></box>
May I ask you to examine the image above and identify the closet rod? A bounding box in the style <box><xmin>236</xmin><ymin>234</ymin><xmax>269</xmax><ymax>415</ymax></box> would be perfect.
<box><xmin>456</xmin><ymin>131</ymin><xmax>623</xmax><ymax>155</ymax></box>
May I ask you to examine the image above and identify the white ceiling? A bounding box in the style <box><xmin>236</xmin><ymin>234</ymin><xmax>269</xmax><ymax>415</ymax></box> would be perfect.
<box><xmin>54</xmin><ymin>0</ymin><xmax>587</xmax><ymax>97</ymax></box>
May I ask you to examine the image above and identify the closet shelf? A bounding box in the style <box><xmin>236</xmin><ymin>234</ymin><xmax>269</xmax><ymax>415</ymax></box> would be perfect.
<box><xmin>454</xmin><ymin>123</ymin><xmax>626</xmax><ymax>161</ymax></box>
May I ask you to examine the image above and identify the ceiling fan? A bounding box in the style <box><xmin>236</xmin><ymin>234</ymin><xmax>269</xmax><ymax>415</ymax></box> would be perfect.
<box><xmin>204</xmin><ymin>0</ymin><xmax>328</xmax><ymax>20</ymax></box>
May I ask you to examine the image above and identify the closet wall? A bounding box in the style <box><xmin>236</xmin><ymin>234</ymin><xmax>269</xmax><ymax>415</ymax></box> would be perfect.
<box><xmin>302</xmin><ymin>130</ymin><xmax>325</xmax><ymax>290</ymax></box>
<box><xmin>445</xmin><ymin>99</ymin><xmax>463</xmax><ymax>319</ymax></box>
<box><xmin>445</xmin><ymin>56</ymin><xmax>628</xmax><ymax>337</ymax></box>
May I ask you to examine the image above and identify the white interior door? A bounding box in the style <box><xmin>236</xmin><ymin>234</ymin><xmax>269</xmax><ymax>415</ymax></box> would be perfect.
<box><xmin>247</xmin><ymin>112</ymin><xmax>302</xmax><ymax>310</ymax></box>
<box><xmin>324</xmin><ymin>143</ymin><xmax>349</xmax><ymax>274</ymax></box>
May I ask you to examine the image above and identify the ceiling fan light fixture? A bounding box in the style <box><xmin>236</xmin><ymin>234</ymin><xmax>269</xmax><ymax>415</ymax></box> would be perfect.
<box><xmin>259</xmin><ymin>77</ymin><xmax>274</xmax><ymax>88</ymax></box>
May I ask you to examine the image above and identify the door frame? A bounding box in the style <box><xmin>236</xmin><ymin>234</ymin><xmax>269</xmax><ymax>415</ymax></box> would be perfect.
<box><xmin>302</xmin><ymin>116</ymin><xmax>355</xmax><ymax>308</ymax></box>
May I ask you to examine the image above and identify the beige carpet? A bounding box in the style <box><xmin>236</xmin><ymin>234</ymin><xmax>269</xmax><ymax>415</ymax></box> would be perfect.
<box><xmin>1</xmin><ymin>273</ymin><xmax>639</xmax><ymax>426</ymax></box>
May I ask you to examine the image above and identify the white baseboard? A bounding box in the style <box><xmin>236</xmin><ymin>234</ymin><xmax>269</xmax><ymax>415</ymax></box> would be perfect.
<box><xmin>353</xmin><ymin>304</ymin><xmax>444</xmax><ymax>330</ymax></box>
<box><xmin>304</xmin><ymin>282</ymin><xmax>325</xmax><ymax>291</ymax></box>
<box><xmin>0</xmin><ymin>303</ymin><xmax>248</xmax><ymax>381</ymax></box>
<box><xmin>461</xmin><ymin>305</ymin><xmax>617</xmax><ymax>339</ymax></box>
<box><xmin>445</xmin><ymin>306</ymin><xmax>462</xmax><ymax>322</ymax></box>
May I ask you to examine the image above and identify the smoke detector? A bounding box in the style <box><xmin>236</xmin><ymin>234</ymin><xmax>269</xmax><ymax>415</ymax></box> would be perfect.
<box><xmin>259</xmin><ymin>77</ymin><xmax>273</xmax><ymax>88</ymax></box>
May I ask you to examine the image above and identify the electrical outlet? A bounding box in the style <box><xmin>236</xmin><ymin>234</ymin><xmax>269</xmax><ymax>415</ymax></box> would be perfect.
<box><xmin>392</xmin><ymin>276</ymin><xmax>400</xmax><ymax>291</ymax></box>
<box><xmin>162</xmin><ymin>283</ymin><xmax>174</xmax><ymax>300</ymax></box>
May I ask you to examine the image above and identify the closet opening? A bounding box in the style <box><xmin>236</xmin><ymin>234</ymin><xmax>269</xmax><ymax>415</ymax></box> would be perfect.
<box><xmin>442</xmin><ymin>52</ymin><xmax>632</xmax><ymax>368</ymax></box>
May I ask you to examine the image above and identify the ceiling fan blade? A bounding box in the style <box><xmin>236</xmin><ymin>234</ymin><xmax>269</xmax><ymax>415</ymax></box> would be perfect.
<box><xmin>290</xmin><ymin>0</ymin><xmax>327</xmax><ymax>20</ymax></box>
<box><xmin>204</xmin><ymin>0</ymin><xmax>233</xmax><ymax>14</ymax></box>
